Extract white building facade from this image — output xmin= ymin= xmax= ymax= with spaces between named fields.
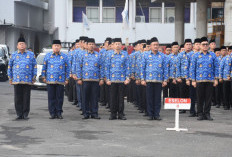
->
xmin=50 ymin=0 xmax=198 ymax=44
xmin=0 ymin=0 xmax=51 ymax=54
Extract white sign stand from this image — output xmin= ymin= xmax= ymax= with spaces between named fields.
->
xmin=164 ymin=98 xmax=191 ymax=132
xmin=166 ymin=109 xmax=188 ymax=132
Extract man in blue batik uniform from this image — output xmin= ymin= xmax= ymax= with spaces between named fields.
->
xmin=140 ymin=37 xmax=169 ymax=120
xmin=176 ymin=39 xmax=193 ymax=114
xmin=166 ymin=42 xmax=179 ymax=99
xmin=99 ymin=37 xmax=112 ymax=107
xmin=106 ymin=38 xmax=130 ymax=120
xmin=75 ymin=38 xmax=104 ymax=119
xmin=42 ymin=40 xmax=70 ymax=119
xmin=8 ymin=36 xmax=37 ymax=120
xmin=72 ymin=36 xmax=88 ymax=112
xmin=191 ymin=37 xmax=219 ymax=121
xmin=219 ymin=46 xmax=231 ymax=110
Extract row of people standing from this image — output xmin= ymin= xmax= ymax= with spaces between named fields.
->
xmin=9 ymin=35 xmax=232 ymax=121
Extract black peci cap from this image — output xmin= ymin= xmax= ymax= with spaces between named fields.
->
xmin=200 ymin=37 xmax=208 ymax=43
xmin=171 ymin=41 xmax=179 ymax=46
xmin=150 ymin=37 xmax=158 ymax=43
xmin=52 ymin=40 xmax=61 ymax=45
xmin=87 ymin=38 xmax=95 ymax=43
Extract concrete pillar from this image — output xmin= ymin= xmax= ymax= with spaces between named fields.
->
xmin=196 ymin=0 xmax=208 ymax=38
xmin=161 ymin=2 xmax=165 ymax=24
xmin=129 ymin=0 xmax=133 ymax=26
xmin=0 ymin=28 xmax=6 ymax=44
xmin=175 ymin=0 xmax=185 ymax=44
xmin=224 ymin=0 xmax=232 ymax=46
xmin=100 ymin=0 xmax=103 ymax=23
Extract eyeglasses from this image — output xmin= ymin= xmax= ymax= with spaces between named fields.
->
xmin=202 ymin=43 xmax=209 ymax=46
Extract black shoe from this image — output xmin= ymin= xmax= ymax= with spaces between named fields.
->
xmin=23 ymin=115 xmax=29 ymax=120
xmin=80 ymin=112 xmax=83 ymax=115
xmin=154 ymin=116 xmax=162 ymax=121
xmin=143 ymin=113 xmax=148 ymax=117
xmin=49 ymin=115 xmax=56 ymax=119
xmin=224 ymin=107 xmax=230 ymax=110
xmin=106 ymin=105 xmax=110 ymax=109
xmin=215 ymin=105 xmax=220 ymax=108
xmin=82 ymin=116 xmax=89 ymax=119
xmin=100 ymin=103 xmax=106 ymax=106
xmin=109 ymin=116 xmax=117 ymax=120
xmin=57 ymin=115 xmax=63 ymax=119
xmin=91 ymin=116 xmax=101 ymax=119
xmin=15 ymin=116 xmax=23 ymax=120
xmin=139 ymin=110 xmax=144 ymax=113
xmin=189 ymin=113 xmax=196 ymax=117
xmin=179 ymin=110 xmax=186 ymax=114
xmin=73 ymin=103 xmax=78 ymax=105
xmin=79 ymin=108 xmax=82 ymax=111
xmin=197 ymin=115 xmax=204 ymax=120
xmin=205 ymin=115 xmax=213 ymax=121
xmin=118 ymin=116 xmax=127 ymax=120
xmin=147 ymin=117 xmax=153 ymax=120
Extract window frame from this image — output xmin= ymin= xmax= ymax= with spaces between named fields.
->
xmin=86 ymin=6 xmax=100 ymax=23
xmin=164 ymin=7 xmax=175 ymax=23
xmin=149 ymin=7 xmax=162 ymax=23
xmin=102 ymin=7 xmax=116 ymax=23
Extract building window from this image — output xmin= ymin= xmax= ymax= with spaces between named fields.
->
xmin=212 ymin=8 xmax=224 ymax=19
xmin=149 ymin=7 xmax=162 ymax=23
xmin=165 ymin=7 xmax=175 ymax=23
xmin=103 ymin=7 xmax=116 ymax=23
xmin=86 ymin=7 xmax=99 ymax=23
xmin=184 ymin=7 xmax=190 ymax=23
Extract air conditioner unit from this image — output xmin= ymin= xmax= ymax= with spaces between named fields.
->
xmin=168 ymin=16 xmax=175 ymax=23
xmin=135 ymin=16 xmax=145 ymax=23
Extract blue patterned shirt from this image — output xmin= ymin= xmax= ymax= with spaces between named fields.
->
xmin=166 ymin=53 xmax=178 ymax=79
xmin=190 ymin=51 xmax=219 ymax=82
xmin=72 ymin=48 xmax=85 ymax=75
xmin=105 ymin=50 xmax=130 ymax=83
xmin=140 ymin=51 xmax=169 ymax=82
xmin=75 ymin=51 xmax=103 ymax=81
xmin=42 ymin=52 xmax=70 ymax=85
xmin=176 ymin=51 xmax=192 ymax=79
xmin=8 ymin=50 xmax=37 ymax=85
xmin=219 ymin=55 xmax=230 ymax=80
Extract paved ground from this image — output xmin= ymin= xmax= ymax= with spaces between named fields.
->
xmin=0 ymin=81 xmax=232 ymax=157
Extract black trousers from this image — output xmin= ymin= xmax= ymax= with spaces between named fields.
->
xmin=82 ymin=81 xmax=99 ymax=117
xmin=215 ymin=82 xmax=223 ymax=106
xmin=127 ymin=79 xmax=135 ymax=103
xmin=14 ymin=84 xmax=31 ymax=117
xmin=105 ymin=84 xmax=111 ymax=107
xmin=146 ymin=82 xmax=162 ymax=117
xmin=163 ymin=82 xmax=169 ymax=99
xmin=189 ymin=84 xmax=196 ymax=114
xmin=110 ymin=83 xmax=125 ymax=117
xmin=178 ymin=79 xmax=189 ymax=98
xmin=141 ymin=85 xmax=147 ymax=111
xmin=169 ymin=79 xmax=179 ymax=98
xmin=196 ymin=82 xmax=213 ymax=116
xmin=68 ymin=77 xmax=76 ymax=102
xmin=99 ymin=83 xmax=106 ymax=105
xmin=223 ymin=81 xmax=231 ymax=108
xmin=136 ymin=85 xmax=142 ymax=109
xmin=47 ymin=84 xmax=64 ymax=116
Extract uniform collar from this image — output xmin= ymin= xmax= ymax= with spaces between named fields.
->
xmin=52 ymin=51 xmax=61 ymax=55
xmin=149 ymin=50 xmax=159 ymax=55
xmin=88 ymin=51 xmax=95 ymax=54
xmin=114 ymin=50 xmax=122 ymax=55
xmin=17 ymin=50 xmax=27 ymax=54
xmin=200 ymin=51 xmax=210 ymax=54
